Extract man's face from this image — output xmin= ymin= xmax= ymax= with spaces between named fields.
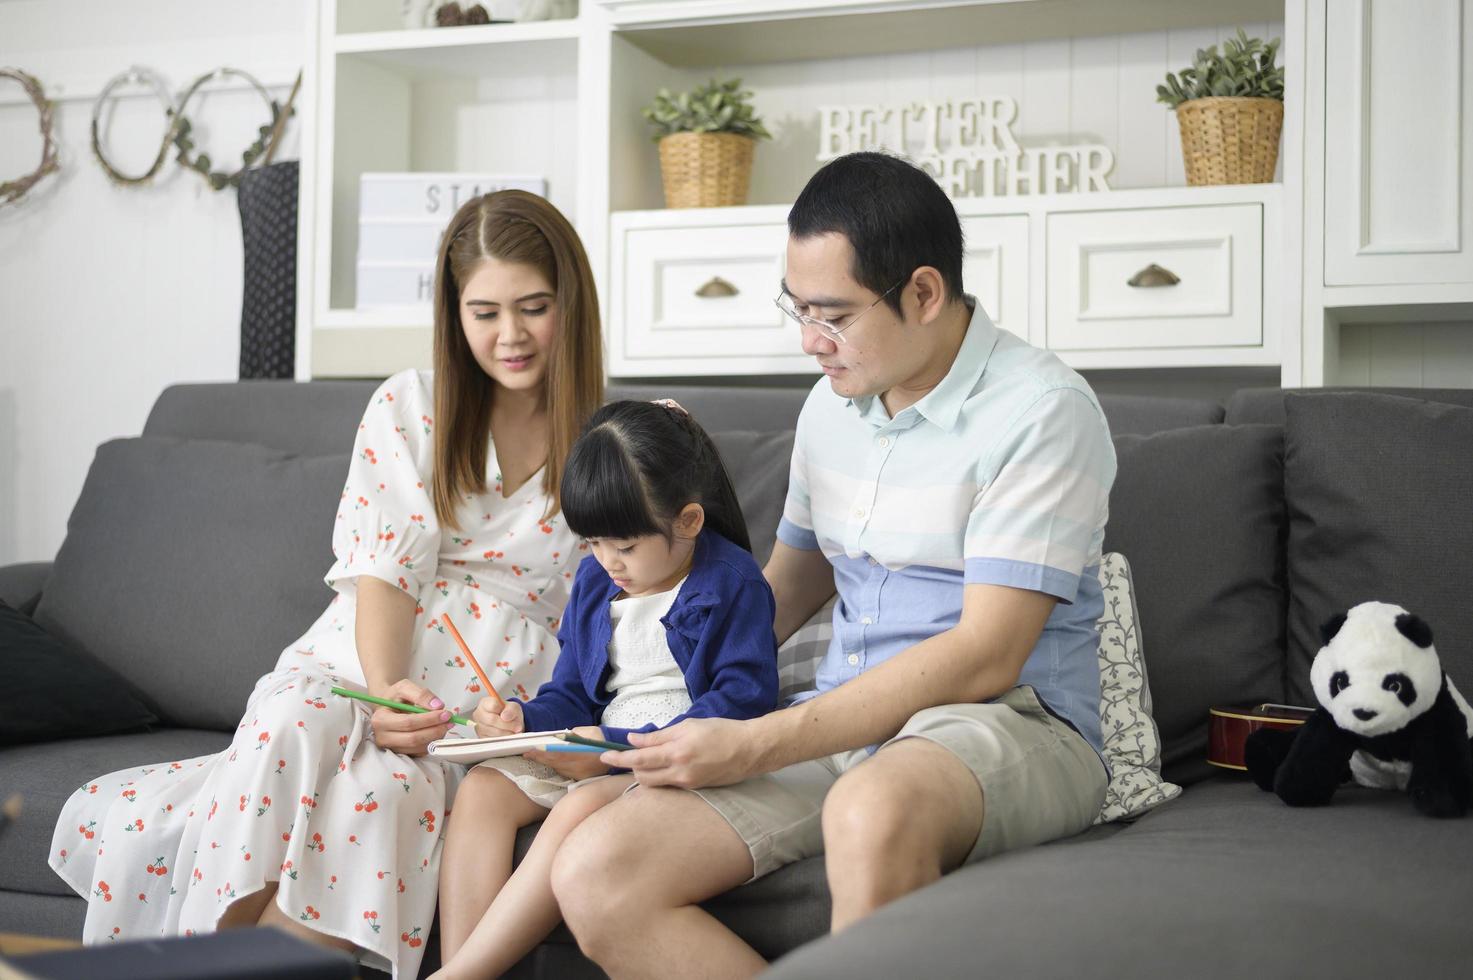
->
xmin=782 ymin=233 xmax=921 ymax=400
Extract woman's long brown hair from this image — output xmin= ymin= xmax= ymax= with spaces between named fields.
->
xmin=430 ymin=191 xmax=603 ymax=528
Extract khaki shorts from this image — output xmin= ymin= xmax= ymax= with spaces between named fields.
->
xmin=690 ymin=686 xmax=1108 ymax=881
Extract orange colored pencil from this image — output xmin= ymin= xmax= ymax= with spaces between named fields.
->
xmin=441 ymin=612 xmax=504 ymax=710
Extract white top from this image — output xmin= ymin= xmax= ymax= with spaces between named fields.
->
xmin=600 ymin=578 xmax=692 ymax=730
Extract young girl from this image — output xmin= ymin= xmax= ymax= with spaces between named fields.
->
xmin=434 ymin=399 xmax=780 ymax=980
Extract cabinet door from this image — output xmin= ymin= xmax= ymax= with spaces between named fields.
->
xmin=959 ymin=214 xmax=1029 ymax=338
xmin=1325 ymin=0 xmax=1473 ymax=286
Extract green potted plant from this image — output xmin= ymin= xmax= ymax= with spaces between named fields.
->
xmin=1156 ymin=29 xmax=1285 ymax=185
xmin=643 ymin=77 xmax=772 ymax=208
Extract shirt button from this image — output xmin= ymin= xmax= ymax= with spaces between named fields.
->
xmin=861 ymin=616 xmax=873 ymax=625
xmin=868 ymin=556 xmax=878 ymax=566
xmin=846 ymin=654 xmax=860 ymax=666
xmin=877 ymin=436 xmax=890 ymax=449
xmin=853 ymin=507 xmax=866 ymax=519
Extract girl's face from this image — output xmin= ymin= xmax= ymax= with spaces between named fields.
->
xmin=458 ymin=258 xmax=559 ymax=395
xmin=586 ymin=506 xmax=704 ymax=598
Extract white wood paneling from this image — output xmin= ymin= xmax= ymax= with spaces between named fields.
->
xmin=1324 ymin=0 xmax=1473 ymax=286
xmin=1333 ymin=322 xmax=1473 ymax=387
xmin=0 ymin=0 xmax=307 ymax=564
xmin=644 ymin=20 xmax=1287 ymax=211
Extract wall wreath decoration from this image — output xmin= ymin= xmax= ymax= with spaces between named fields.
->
xmin=171 ymin=66 xmax=288 ymax=191
xmin=0 ymin=68 xmax=61 ymax=206
xmin=90 ymin=66 xmax=179 ymax=187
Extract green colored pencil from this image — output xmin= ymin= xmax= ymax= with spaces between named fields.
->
xmin=330 ymin=686 xmax=473 ymax=726
xmin=560 ymin=731 xmax=634 ymax=752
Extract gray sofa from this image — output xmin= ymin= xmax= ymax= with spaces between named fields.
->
xmin=3 ymin=379 xmax=1472 ymax=978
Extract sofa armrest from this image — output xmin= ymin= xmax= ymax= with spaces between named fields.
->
xmin=0 ymin=561 xmax=52 ymax=615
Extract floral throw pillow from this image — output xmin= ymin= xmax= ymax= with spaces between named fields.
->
xmin=1094 ymin=551 xmax=1181 ymax=823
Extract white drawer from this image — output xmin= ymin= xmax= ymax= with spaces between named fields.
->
xmin=617 ymin=220 xmax=793 ymax=364
xmin=959 ymin=214 xmax=1028 ymax=338
xmin=1045 ymin=204 xmax=1262 ymax=351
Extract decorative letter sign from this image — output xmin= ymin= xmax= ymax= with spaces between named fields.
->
xmin=816 ymin=96 xmax=1113 ymax=197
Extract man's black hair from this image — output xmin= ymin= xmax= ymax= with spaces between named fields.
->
xmin=788 ymin=151 xmax=965 ymax=316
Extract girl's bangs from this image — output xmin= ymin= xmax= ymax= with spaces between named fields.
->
xmin=559 ymin=430 xmax=662 ymax=541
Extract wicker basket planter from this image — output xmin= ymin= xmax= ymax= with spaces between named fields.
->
xmin=1174 ymin=95 xmax=1283 ymax=186
xmin=657 ymin=132 xmax=755 ymax=209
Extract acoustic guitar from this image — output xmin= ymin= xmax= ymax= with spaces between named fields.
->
xmin=1207 ymin=703 xmax=1317 ymax=771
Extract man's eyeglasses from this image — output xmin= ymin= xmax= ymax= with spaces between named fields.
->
xmin=773 ymin=278 xmax=906 ymax=344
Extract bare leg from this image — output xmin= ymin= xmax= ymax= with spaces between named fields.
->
xmin=433 ymin=776 xmax=635 ymax=980
xmin=821 ymin=737 xmax=983 ymax=932
xmin=438 ymin=768 xmax=550 ymax=961
xmin=551 ymin=786 xmax=764 ymax=980
xmin=218 ymin=882 xmax=278 ymax=929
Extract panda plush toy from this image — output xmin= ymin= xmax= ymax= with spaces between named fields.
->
xmin=1245 ymin=601 xmax=1473 ymax=818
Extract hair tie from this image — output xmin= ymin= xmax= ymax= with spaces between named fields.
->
xmin=651 ymin=398 xmax=688 ymax=416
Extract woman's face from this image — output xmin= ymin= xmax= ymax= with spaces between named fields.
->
xmin=458 ymin=257 xmax=559 ymax=395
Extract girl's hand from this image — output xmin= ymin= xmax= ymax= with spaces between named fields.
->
xmin=473 ymin=698 xmax=524 ymax=737
xmin=368 ymin=679 xmax=452 ymax=757
xmin=524 ymin=726 xmax=613 ymax=780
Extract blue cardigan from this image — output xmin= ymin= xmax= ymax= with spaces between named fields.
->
xmin=515 ymin=531 xmax=780 ymax=744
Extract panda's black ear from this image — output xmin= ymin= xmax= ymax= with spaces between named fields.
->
xmin=1395 ymin=613 xmax=1434 ymax=649
xmin=1319 ymin=611 xmax=1348 ymax=646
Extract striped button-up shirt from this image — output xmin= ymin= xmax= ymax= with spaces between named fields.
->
xmin=777 ymin=299 xmax=1116 ymax=754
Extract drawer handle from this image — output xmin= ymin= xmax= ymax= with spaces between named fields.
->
xmin=695 ymin=276 xmax=739 ymax=298
xmin=1126 ymin=264 xmax=1180 ymax=288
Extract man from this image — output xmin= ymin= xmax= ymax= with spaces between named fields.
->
xmin=550 ymin=152 xmax=1115 ymax=976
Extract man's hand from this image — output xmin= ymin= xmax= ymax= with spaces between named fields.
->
xmin=473 ymin=697 xmax=524 ymax=737
xmin=524 ymin=725 xmax=612 ymax=780
xmin=600 ymin=717 xmax=757 ymax=789
xmin=368 ymin=679 xmax=452 ymax=757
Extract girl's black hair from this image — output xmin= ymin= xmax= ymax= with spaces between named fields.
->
xmin=560 ymin=400 xmax=752 ymax=553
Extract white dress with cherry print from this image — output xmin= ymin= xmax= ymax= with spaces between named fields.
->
xmin=49 ymin=369 xmax=581 ymax=979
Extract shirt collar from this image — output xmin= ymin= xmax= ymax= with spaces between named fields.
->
xmin=850 ymin=296 xmax=1000 ymax=434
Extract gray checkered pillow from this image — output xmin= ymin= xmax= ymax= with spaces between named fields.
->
xmin=776 ymin=596 xmax=837 ymax=703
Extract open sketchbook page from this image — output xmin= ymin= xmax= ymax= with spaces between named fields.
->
xmin=427 ymin=729 xmax=576 ymax=764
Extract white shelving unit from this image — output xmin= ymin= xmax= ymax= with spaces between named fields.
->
xmin=296 ymin=0 xmax=1310 ymax=382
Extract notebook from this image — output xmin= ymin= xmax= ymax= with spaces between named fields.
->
xmin=427 ymin=730 xmax=628 ymax=764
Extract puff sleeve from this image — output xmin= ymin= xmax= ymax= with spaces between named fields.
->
xmin=324 ymin=369 xmax=443 ymax=599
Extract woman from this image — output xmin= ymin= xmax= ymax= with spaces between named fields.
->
xmin=49 ymin=190 xmax=604 ymax=979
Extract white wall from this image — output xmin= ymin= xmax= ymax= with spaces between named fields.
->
xmin=0 ymin=0 xmax=306 ymax=563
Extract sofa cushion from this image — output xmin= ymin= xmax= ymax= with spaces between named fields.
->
xmin=1226 ymin=385 xmax=1473 ymax=426
xmin=0 ymin=728 xmax=233 ymax=897
xmin=1097 ymin=393 xmax=1224 ymax=436
xmin=144 ymin=381 xmax=375 ymax=456
xmin=1094 ymin=553 xmax=1180 ymax=822
xmin=0 ymin=600 xmax=157 ymax=747
xmin=1283 ymin=392 xmax=1473 ymax=704
xmin=764 ymin=778 xmax=1473 ymax=979
xmin=1104 ymin=424 xmax=1287 ymax=786
xmin=709 ymin=430 xmax=794 ymax=567
xmin=33 ymin=437 xmax=348 ymax=731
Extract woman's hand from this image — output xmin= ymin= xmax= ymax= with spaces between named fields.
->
xmin=368 ymin=679 xmax=452 ymax=757
xmin=473 ymin=698 xmax=524 ymax=737
xmin=524 ymin=725 xmax=613 ymax=780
